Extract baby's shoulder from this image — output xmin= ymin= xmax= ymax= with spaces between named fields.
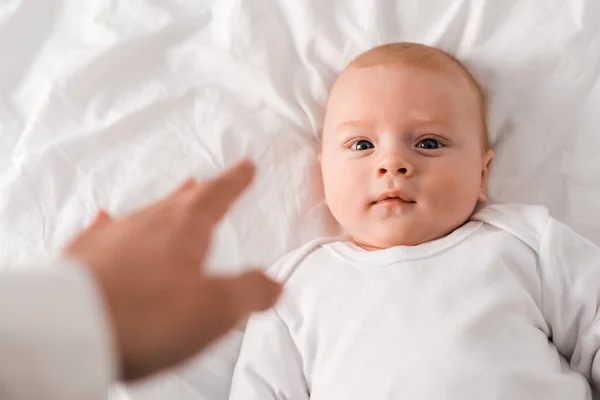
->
xmin=471 ymin=203 xmax=551 ymax=253
xmin=265 ymin=236 xmax=342 ymax=282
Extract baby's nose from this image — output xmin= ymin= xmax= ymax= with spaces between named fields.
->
xmin=377 ymin=152 xmax=414 ymax=177
xmin=378 ymin=166 xmax=408 ymax=176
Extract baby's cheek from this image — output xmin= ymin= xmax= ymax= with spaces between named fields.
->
xmin=425 ymin=172 xmax=475 ymax=209
xmin=323 ymin=165 xmax=353 ymax=200
xmin=324 ymin=184 xmax=361 ymax=230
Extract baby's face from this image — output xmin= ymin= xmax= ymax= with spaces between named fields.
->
xmin=320 ymin=64 xmax=493 ymax=249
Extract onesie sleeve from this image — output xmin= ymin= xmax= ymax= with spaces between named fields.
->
xmin=539 ymin=216 xmax=600 ymax=387
xmin=228 ymin=308 xmax=309 ymax=400
xmin=228 ymin=238 xmax=330 ymax=399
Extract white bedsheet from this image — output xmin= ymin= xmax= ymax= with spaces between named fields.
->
xmin=1 ymin=0 xmax=599 ymax=399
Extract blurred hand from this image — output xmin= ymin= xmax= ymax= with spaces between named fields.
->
xmin=64 ymin=160 xmax=281 ymax=381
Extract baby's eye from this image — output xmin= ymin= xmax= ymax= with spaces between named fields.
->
xmin=416 ymin=138 xmax=443 ymax=150
xmin=351 ymin=140 xmax=375 ymax=151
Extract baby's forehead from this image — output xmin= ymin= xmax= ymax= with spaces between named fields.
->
xmin=334 ymin=63 xmax=469 ymax=95
xmin=346 ymin=43 xmax=479 ymax=88
xmin=327 ymin=63 xmax=480 ymax=121
xmin=328 ymin=43 xmax=484 ymax=111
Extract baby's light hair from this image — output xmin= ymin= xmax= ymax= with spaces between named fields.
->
xmin=328 ymin=42 xmax=489 ymax=150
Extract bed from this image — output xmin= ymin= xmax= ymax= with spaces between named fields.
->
xmin=1 ymin=0 xmax=599 ymax=399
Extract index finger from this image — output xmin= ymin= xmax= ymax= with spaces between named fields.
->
xmin=193 ymin=159 xmax=256 ymax=225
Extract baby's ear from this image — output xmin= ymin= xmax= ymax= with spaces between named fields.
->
xmin=478 ymin=150 xmax=494 ymax=203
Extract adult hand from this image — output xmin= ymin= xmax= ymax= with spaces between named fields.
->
xmin=64 ymin=160 xmax=281 ymax=381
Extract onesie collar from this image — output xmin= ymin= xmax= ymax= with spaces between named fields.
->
xmin=324 ymin=220 xmax=483 ymax=267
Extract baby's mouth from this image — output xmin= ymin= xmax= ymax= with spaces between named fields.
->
xmin=371 ymin=191 xmax=416 ymax=205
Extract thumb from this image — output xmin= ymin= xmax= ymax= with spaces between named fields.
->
xmin=63 ymin=209 xmax=113 ymax=255
xmin=193 ymin=271 xmax=282 ymax=346
xmin=223 ymin=270 xmax=283 ymax=316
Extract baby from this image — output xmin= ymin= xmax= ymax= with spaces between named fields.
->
xmin=229 ymin=43 xmax=600 ymax=399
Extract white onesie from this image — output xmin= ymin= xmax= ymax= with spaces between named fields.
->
xmin=229 ymin=204 xmax=600 ymax=400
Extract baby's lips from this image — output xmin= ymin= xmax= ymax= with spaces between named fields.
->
xmin=372 ymin=190 xmax=415 ymax=204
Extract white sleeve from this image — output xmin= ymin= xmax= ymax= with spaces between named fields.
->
xmin=0 ymin=259 xmax=118 ymax=400
xmin=228 ymin=309 xmax=309 ymax=400
xmin=539 ymin=217 xmax=600 ymax=386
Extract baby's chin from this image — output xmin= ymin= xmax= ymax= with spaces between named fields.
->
xmin=349 ymin=224 xmax=455 ymax=250
xmin=351 ymin=235 xmax=432 ymax=250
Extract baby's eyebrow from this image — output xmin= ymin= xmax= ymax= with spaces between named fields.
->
xmin=410 ymin=112 xmax=441 ymax=125
xmin=409 ymin=113 xmax=454 ymax=131
xmin=337 ymin=120 xmax=372 ymax=130
xmin=337 ymin=118 xmax=449 ymax=132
